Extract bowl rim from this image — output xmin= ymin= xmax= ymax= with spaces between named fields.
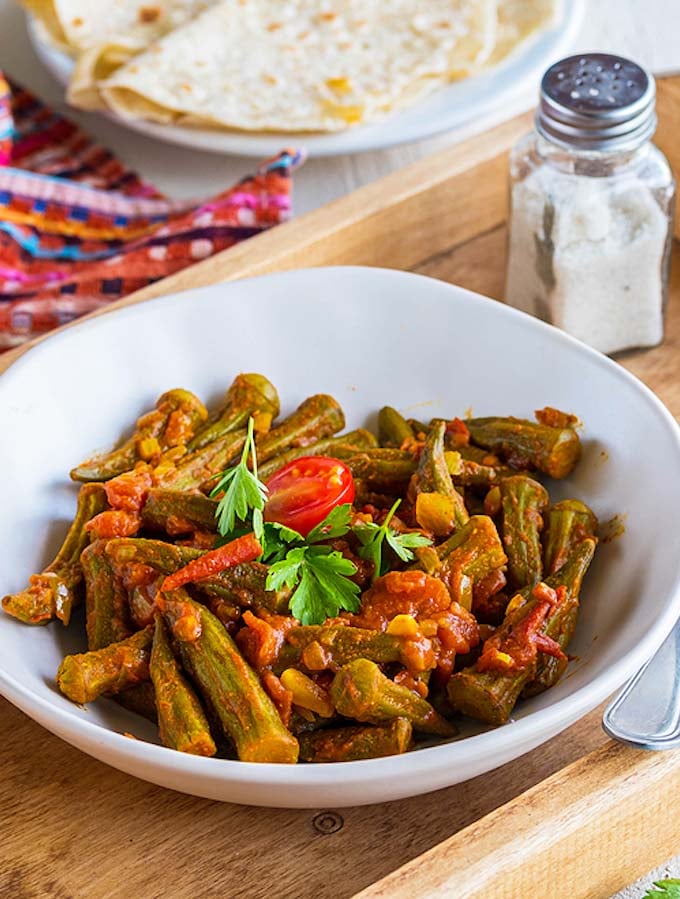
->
xmin=2 ymin=265 xmax=680 ymax=791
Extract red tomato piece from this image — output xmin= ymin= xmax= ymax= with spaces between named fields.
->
xmin=264 ymin=456 xmax=355 ymax=536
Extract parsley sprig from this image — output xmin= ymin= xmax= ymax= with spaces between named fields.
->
xmin=210 ymin=428 xmax=432 ymax=625
xmin=353 ymin=499 xmax=432 ymax=581
xmin=210 ymin=417 xmax=267 ymax=540
xmin=643 ymin=880 xmax=680 ymax=899
xmin=264 ymin=504 xmax=361 ymax=625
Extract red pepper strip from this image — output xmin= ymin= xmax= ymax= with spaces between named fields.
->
xmin=532 ymin=582 xmax=565 ymax=607
xmin=533 ymin=631 xmax=566 ymax=659
xmin=477 ymin=599 xmax=564 ymax=674
xmin=160 ymin=532 xmax=263 ymax=592
xmin=445 ymin=417 xmax=470 ymax=447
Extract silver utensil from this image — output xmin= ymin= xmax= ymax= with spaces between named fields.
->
xmin=603 ymin=620 xmax=680 ymax=749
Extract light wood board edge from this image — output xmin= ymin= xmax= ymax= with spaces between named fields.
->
xmin=0 ymin=112 xmax=529 ymax=375
xmin=655 ymin=74 xmax=680 ymax=236
xmin=2 ymin=74 xmax=679 ymax=378
xmin=356 ymin=739 xmax=680 ymax=899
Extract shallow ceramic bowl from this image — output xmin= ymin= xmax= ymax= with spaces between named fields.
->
xmin=2 ymin=266 xmax=680 ymax=808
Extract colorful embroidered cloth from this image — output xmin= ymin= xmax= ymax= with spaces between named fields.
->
xmin=0 ymin=72 xmax=303 ymax=350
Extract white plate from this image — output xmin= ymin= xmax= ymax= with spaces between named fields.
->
xmin=27 ymin=3 xmax=585 ymax=158
xmin=2 ymin=266 xmax=680 ymax=808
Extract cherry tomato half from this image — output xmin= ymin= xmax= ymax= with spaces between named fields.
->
xmin=264 ymin=456 xmax=355 ymax=536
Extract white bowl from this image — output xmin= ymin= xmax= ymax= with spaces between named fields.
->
xmin=2 ymin=266 xmax=680 ymax=808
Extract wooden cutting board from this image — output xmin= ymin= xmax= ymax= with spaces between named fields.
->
xmin=2 ymin=76 xmax=680 ymax=899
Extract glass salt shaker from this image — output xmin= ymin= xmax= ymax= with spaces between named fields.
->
xmin=506 ymin=54 xmax=676 ymax=355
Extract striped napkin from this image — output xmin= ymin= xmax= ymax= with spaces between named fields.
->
xmin=0 ymin=72 xmax=303 ymax=350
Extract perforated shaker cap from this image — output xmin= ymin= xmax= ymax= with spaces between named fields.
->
xmin=536 ymin=54 xmax=657 ymax=152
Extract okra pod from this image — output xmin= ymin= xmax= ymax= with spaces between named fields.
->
xmin=412 ymin=421 xmax=455 ymax=496
xmin=411 ymin=421 xmax=469 ymax=533
xmin=255 ymin=394 xmax=345 ymax=463
xmin=105 ymin=537 xmax=290 ymax=613
xmin=150 ymin=612 xmax=216 ymax=756
xmin=188 ymin=373 xmax=279 ymax=451
xmin=406 ymin=418 xmax=431 ymax=438
xmin=157 ymin=429 xmax=246 ymax=491
xmin=526 ymin=506 xmax=597 ymax=694
xmin=105 ymin=538 xmax=289 ymax=614
xmin=299 ymin=718 xmax=413 ymax=762
xmin=543 ymin=499 xmax=598 ymax=576
xmin=378 ymin=407 xmax=415 ymax=448
xmin=466 ymin=416 xmax=581 ymax=479
xmin=258 ymin=429 xmax=377 ymax=481
xmin=521 ymin=603 xmax=577 ymax=698
xmin=330 ymin=659 xmax=456 ymax=736
xmin=71 ymin=389 xmax=208 ymax=482
xmin=344 ymin=455 xmax=416 ymax=494
xmin=158 ymin=591 xmax=299 ymax=763
xmin=105 ymin=537 xmax=201 ymax=574
xmin=353 ymin=482 xmax=400 ymax=510
xmin=115 ymin=682 xmax=157 ymax=723
xmin=450 ymin=444 xmax=519 ymax=487
xmin=128 ymin=581 xmax=159 ymax=629
xmin=413 ymin=515 xmax=507 ymax=611
xmin=446 ymin=539 xmax=596 ymax=724
xmin=500 ymin=475 xmax=549 ymax=590
xmin=82 ymin=540 xmax=131 ymax=650
xmin=141 ymin=489 xmax=219 ymax=535
xmin=2 ymin=484 xmax=107 ymax=626
xmin=57 ymin=625 xmax=154 ymax=704
xmin=278 ymin=625 xmax=435 ymax=675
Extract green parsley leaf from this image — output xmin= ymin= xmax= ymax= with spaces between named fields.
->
xmin=643 ymin=880 xmax=680 ymax=899
xmin=260 ymin=521 xmax=304 ymax=563
xmin=385 ymin=528 xmax=432 ymax=562
xmin=353 ymin=499 xmax=432 ymax=579
xmin=266 ymin=544 xmax=360 ymax=625
xmin=210 ymin=417 xmax=268 ymax=540
xmin=266 ymin=546 xmax=309 ymax=592
xmin=306 ymin=503 xmax=352 ymax=543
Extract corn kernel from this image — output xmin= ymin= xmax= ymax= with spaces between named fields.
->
xmin=494 ymin=651 xmax=514 ymax=667
xmin=252 ymin=411 xmax=273 ymax=434
xmin=280 ymin=668 xmax=334 ymax=717
xmin=444 ymin=451 xmax=463 ymax=476
xmin=137 ymin=436 xmax=161 ymax=461
xmin=386 ymin=614 xmax=420 ymax=639
xmin=418 ymin=619 xmax=438 ymax=637
xmin=505 ymin=594 xmax=527 ymax=616
xmin=415 ymin=492 xmax=455 ymax=537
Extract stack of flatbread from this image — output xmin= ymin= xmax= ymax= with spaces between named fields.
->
xmin=22 ymin=0 xmax=558 ymax=133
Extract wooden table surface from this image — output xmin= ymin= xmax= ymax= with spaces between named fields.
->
xmin=2 ymin=208 xmax=680 ymax=899
xmin=2 ymin=21 xmax=680 ymax=896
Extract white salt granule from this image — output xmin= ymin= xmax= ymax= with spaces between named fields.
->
xmin=506 ymin=167 xmax=668 ymax=355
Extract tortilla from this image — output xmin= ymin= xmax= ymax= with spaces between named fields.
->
xmin=100 ymin=0 xmax=499 ymax=132
xmin=21 ymin=1 xmax=215 ymax=108
xmin=488 ymin=0 xmax=559 ymax=65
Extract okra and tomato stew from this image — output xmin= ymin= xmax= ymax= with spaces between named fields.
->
xmin=2 ymin=374 xmax=597 ymax=764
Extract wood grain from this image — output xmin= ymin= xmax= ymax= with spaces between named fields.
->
xmin=2 ymin=75 xmax=680 ymax=899
xmin=356 ymin=740 xmax=680 ymax=899
xmin=0 ymin=697 xmax=608 ymax=899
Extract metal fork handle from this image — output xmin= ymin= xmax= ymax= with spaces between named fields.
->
xmin=603 ymin=620 xmax=680 ymax=750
